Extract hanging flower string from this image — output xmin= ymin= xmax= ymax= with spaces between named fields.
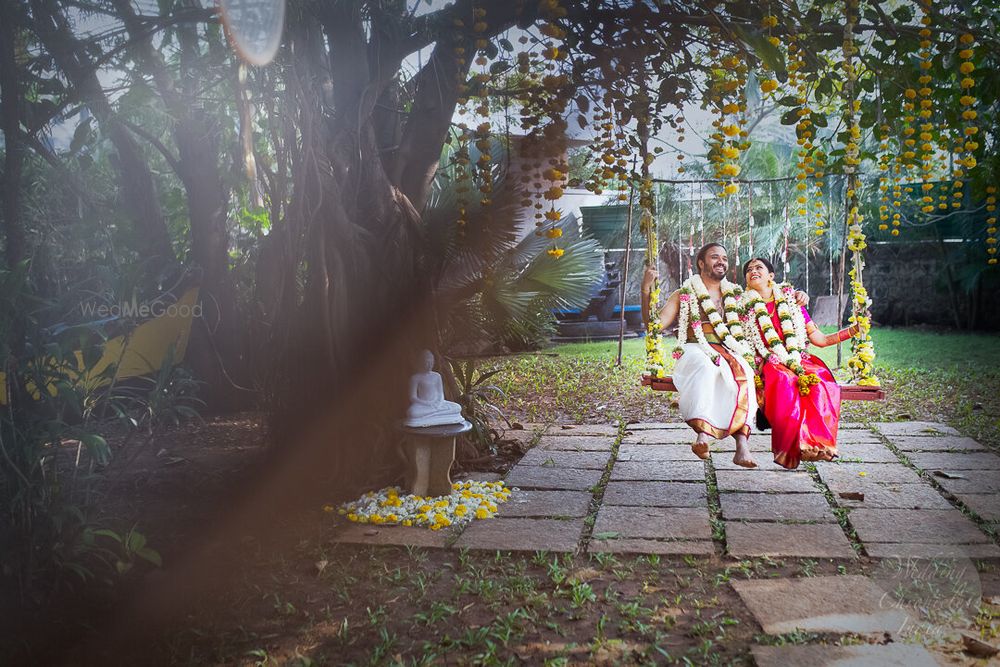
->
xmin=842 ymin=0 xmax=878 ymax=387
xmin=334 ymin=481 xmax=513 ymax=531
xmin=953 ymin=32 xmax=975 ymax=214
xmin=987 ymin=185 xmax=998 ymax=265
xmin=643 ymin=204 xmax=666 ymax=378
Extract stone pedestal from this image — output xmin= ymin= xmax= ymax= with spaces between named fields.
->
xmin=398 ymin=421 xmax=472 ymax=497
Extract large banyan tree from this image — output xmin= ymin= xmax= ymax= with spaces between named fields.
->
xmin=3 ymin=0 xmax=998 ymax=490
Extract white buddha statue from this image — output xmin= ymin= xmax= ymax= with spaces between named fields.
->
xmin=403 ymin=350 xmax=465 ymax=427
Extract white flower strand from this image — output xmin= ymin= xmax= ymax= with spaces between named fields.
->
xmin=742 ymin=282 xmax=821 ymax=395
xmin=685 ymin=275 xmax=754 ymax=365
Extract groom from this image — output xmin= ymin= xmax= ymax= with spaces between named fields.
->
xmin=641 ymin=243 xmax=808 ymax=468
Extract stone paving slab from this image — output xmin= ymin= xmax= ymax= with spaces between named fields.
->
xmin=504 ymin=465 xmax=603 ymax=491
xmin=834 ymin=429 xmax=883 ymax=444
xmin=731 ymin=575 xmax=909 ymax=634
xmin=549 ymin=424 xmax=619 ymax=436
xmin=715 ymin=470 xmax=818 ymax=493
xmin=711 ymin=453 xmax=784 ymax=470
xmin=891 ymin=435 xmax=985 ymax=452
xmin=830 ymin=483 xmax=955 ymax=510
xmin=517 ymin=449 xmax=611 ymax=469
xmin=624 ymin=422 xmax=690 ymax=431
xmin=602 ymin=481 xmax=708 ymax=508
xmin=875 ymin=421 xmax=960 ymax=437
xmin=932 ymin=470 xmax=1000 ymax=494
xmin=953 ymin=493 xmax=1000 ymax=522
xmin=865 ymin=542 xmax=1000 ymax=559
xmin=839 ymin=422 xmax=871 ymax=430
xmin=593 ymin=506 xmax=712 ymax=541
xmin=610 ymin=460 xmax=705 ymax=482
xmin=815 ymin=462 xmax=924 ymax=485
xmin=707 ymin=439 xmax=772 ymax=453
xmin=536 ymin=435 xmax=615 ymax=451
xmin=498 ymin=490 xmax=593 ymax=518
xmin=334 ymin=524 xmax=452 ymax=548
xmin=751 ymin=643 xmax=939 ymax=667
xmin=725 ymin=523 xmax=857 ymax=559
xmin=588 ymin=537 xmax=714 ymax=555
xmin=719 ymin=492 xmax=836 ymax=522
xmin=621 ymin=429 xmax=697 ymax=445
xmin=453 ymin=518 xmax=584 ymax=552
xmin=849 ymin=508 xmax=991 ymax=545
xmin=833 ymin=443 xmax=902 ymax=463
xmin=618 ymin=444 xmax=695 ymax=461
xmin=906 ymin=451 xmax=1000 ymax=470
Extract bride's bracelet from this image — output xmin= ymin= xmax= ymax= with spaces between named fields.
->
xmin=837 ymin=326 xmax=859 ymax=343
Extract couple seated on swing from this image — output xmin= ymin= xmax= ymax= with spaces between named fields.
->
xmin=641 ymin=242 xmax=860 ymax=470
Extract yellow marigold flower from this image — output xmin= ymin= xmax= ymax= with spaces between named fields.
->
xmin=722 ymin=124 xmax=740 ymax=137
xmin=322 ymin=504 xmax=335 ymax=513
xmin=962 ymin=110 xmax=977 ymax=120
xmin=722 ymin=182 xmax=739 ymax=196
xmin=545 ymin=227 xmax=563 ymax=239
xmin=547 ymin=247 xmax=565 ymax=258
xmin=760 ymin=79 xmax=779 ymax=93
xmin=961 ymin=77 xmax=975 ymax=88
xmin=761 ymin=15 xmax=778 ymax=27
xmin=475 ymin=508 xmax=490 ymax=519
xmin=960 ymin=61 xmax=975 ymax=74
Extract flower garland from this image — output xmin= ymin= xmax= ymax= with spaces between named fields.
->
xmin=335 ymin=481 xmax=512 ymax=531
xmin=841 ymin=0 xmax=878 ymax=387
xmin=742 ymin=283 xmax=820 ymax=395
xmin=677 ymin=275 xmax=754 ymax=367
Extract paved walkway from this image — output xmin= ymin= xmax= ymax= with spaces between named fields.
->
xmin=334 ymin=421 xmax=1000 ymax=560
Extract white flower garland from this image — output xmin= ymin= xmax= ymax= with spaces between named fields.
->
xmin=742 ymin=282 xmax=820 ymax=395
xmin=678 ymin=275 xmax=755 ymax=366
xmin=334 ymin=481 xmax=513 ymax=530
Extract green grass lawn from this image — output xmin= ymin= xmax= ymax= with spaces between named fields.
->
xmin=493 ymin=327 xmax=1000 ymax=449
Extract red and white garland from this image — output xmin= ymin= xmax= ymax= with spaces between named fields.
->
xmin=673 ymin=275 xmax=754 ymax=367
xmin=742 ymin=282 xmax=820 ymax=395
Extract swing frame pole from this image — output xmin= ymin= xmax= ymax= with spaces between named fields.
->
xmin=616 ymin=169 xmax=638 ymax=367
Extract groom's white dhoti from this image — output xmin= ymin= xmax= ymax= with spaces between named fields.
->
xmin=673 ymin=342 xmax=757 ymax=439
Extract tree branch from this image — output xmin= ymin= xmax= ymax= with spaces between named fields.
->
xmin=121 ymin=119 xmax=182 ymax=174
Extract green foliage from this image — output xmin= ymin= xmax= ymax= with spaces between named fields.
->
xmin=448 ymin=359 xmax=507 ymax=455
xmin=427 ymin=139 xmax=605 ymax=354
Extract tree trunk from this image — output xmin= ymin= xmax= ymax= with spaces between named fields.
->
xmin=1 ymin=1 xmax=26 ymax=361
xmin=30 ymin=0 xmax=176 ymax=275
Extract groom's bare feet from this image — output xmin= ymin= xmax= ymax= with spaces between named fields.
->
xmin=691 ymin=434 xmax=710 ymax=460
xmin=732 ymin=434 xmax=758 ymax=468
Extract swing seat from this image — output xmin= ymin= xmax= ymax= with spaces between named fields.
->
xmin=641 ymin=374 xmax=885 ymax=401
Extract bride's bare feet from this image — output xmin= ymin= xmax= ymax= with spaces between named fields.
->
xmin=691 ymin=436 xmax=710 ymax=460
xmin=732 ymin=435 xmax=758 ymax=469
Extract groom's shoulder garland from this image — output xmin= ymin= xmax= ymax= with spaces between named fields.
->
xmin=741 ymin=282 xmax=820 ymax=395
xmin=673 ymin=275 xmax=755 ymax=367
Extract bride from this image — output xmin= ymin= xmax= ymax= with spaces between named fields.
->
xmin=742 ymin=258 xmax=859 ymax=469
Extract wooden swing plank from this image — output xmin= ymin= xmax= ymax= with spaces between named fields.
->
xmin=641 ymin=375 xmax=885 ymax=401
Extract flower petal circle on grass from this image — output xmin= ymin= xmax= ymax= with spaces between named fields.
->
xmin=336 ymin=481 xmax=514 ymax=530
